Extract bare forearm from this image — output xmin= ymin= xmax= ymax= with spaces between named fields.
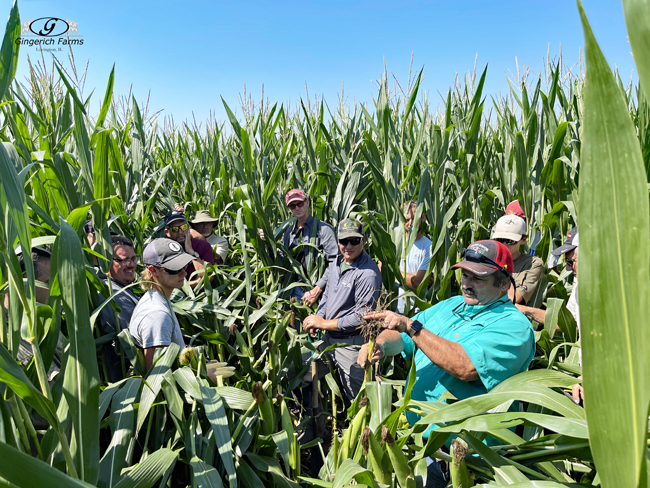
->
xmin=376 ymin=329 xmax=404 ymax=357
xmin=316 ymin=319 xmax=339 ymax=331
xmin=516 ymin=304 xmax=546 ymax=323
xmin=404 ymin=270 xmax=425 ymax=290
xmin=411 ymin=330 xmax=478 ymax=382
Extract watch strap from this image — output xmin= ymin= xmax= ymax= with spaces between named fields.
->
xmin=407 ymin=320 xmax=423 ymax=338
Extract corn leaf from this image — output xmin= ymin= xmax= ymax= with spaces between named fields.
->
xmin=190 ymin=456 xmax=225 ymax=488
xmin=112 ymin=448 xmax=178 ymax=488
xmin=57 ymin=218 xmax=100 ymax=484
xmin=0 ymin=0 xmax=19 ymax=100
xmin=578 ymin=2 xmax=650 ymax=487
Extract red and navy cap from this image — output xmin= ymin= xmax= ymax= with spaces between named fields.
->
xmin=451 ymin=240 xmax=514 ymax=276
xmin=285 ymin=189 xmax=306 ymax=205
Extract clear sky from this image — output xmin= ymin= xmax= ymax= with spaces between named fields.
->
xmin=7 ymin=0 xmax=636 ymax=125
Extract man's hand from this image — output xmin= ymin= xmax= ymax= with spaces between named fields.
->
xmin=363 ymin=310 xmax=411 ymax=334
xmin=303 ymin=315 xmax=324 ymax=334
xmin=302 ymin=286 xmax=322 ymax=306
xmin=572 ymin=376 xmax=584 ymax=405
xmin=190 ymin=229 xmax=206 ymax=241
xmin=174 ymin=202 xmax=185 ymax=213
xmin=185 ymin=231 xmax=195 ymax=255
xmin=356 ymin=342 xmax=384 ymax=368
xmin=376 ymin=260 xmax=382 ymax=272
xmin=258 ymin=228 xmax=266 ymax=240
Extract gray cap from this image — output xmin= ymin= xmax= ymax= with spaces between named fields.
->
xmin=143 ymin=238 xmax=194 ymax=271
xmin=337 ymin=218 xmax=364 ymax=239
xmin=551 ymin=227 xmax=578 ymax=256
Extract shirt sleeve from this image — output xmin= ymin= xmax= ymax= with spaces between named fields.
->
xmin=137 ymin=309 xmax=176 ymax=348
xmin=193 ymin=238 xmax=215 ymax=265
xmin=517 ymin=257 xmax=545 ymax=304
xmin=461 ymin=318 xmax=535 ymax=391
xmin=337 ymin=268 xmax=382 ymax=333
xmin=316 ymin=223 xmax=340 ymax=290
xmin=213 ymin=236 xmax=229 ymax=262
xmin=419 ymin=244 xmax=432 ymax=271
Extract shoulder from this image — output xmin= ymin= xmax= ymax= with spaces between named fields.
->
xmin=416 ymin=236 xmax=432 ymax=248
xmin=485 ymin=301 xmax=533 ymax=332
xmin=192 ymin=237 xmax=211 ymax=250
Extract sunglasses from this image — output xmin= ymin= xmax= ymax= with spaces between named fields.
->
xmin=339 ymin=237 xmax=362 ymax=246
xmin=288 ymin=201 xmax=305 ymax=210
xmin=494 ymin=238 xmax=519 ymax=246
xmin=156 ymin=266 xmax=183 ymax=275
xmin=461 ymin=248 xmax=507 ymax=274
xmin=113 ymin=255 xmax=140 ymax=265
xmin=167 ymin=223 xmax=188 ymax=233
xmin=565 ymin=257 xmax=577 ymax=266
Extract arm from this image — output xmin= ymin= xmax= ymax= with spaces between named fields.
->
xmin=144 ymin=347 xmax=163 ymax=370
xmin=356 ymin=329 xmax=404 ymax=367
xmin=361 ymin=310 xmax=478 ymax=382
xmin=516 ymin=304 xmax=546 ymax=323
xmin=404 ymin=269 xmax=427 ymax=290
xmin=214 ymin=236 xmax=229 ymax=264
xmin=508 ymin=284 xmax=526 ymax=304
xmin=315 ymin=223 xmax=339 ymax=290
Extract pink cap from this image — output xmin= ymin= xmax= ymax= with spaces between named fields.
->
xmin=505 ymin=200 xmax=525 ymax=221
xmin=285 ymin=189 xmax=306 ymax=205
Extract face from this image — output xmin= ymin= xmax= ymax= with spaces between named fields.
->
xmin=87 ymin=232 xmax=96 ymax=247
xmin=565 ymin=248 xmax=578 ymax=278
xmin=404 ymin=206 xmax=425 ymax=234
xmin=338 ymin=236 xmax=365 ymax=263
xmin=165 ymin=219 xmax=188 ymax=244
xmin=288 ymin=199 xmax=309 ymax=220
xmin=149 ymin=265 xmax=187 ymax=292
xmin=193 ymin=221 xmax=214 ymax=237
xmin=495 ymin=236 xmax=526 ymax=256
xmin=460 ymin=270 xmax=508 ymax=306
xmin=110 ymin=244 xmax=137 ymax=284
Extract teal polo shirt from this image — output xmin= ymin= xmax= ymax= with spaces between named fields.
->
xmin=401 ymin=295 xmax=535 ymax=436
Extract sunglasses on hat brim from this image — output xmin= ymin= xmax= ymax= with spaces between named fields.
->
xmin=459 ymin=248 xmax=517 ymax=304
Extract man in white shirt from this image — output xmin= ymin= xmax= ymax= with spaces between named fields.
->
xmin=397 ymin=201 xmax=432 ymax=315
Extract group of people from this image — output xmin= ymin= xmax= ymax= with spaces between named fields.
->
xmin=12 ymin=189 xmax=582 ymax=487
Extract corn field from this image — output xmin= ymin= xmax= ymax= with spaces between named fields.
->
xmin=0 ymin=0 xmax=649 ymax=487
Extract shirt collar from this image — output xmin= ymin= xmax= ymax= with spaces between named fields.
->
xmin=457 ymin=294 xmax=509 ymax=315
xmin=337 ymin=250 xmax=368 ymax=271
xmin=291 ymin=215 xmax=314 ymax=234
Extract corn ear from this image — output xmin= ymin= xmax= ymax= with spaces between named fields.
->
xmin=382 ymin=425 xmax=415 ymax=488
xmin=450 ymin=438 xmax=470 ymax=488
xmin=252 ymin=381 xmax=275 ymax=436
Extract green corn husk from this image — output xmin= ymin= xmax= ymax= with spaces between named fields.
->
xmin=450 ymin=438 xmax=470 ymax=488
xmin=361 ymin=427 xmax=391 ymax=485
xmin=252 ymin=381 xmax=275 ymax=436
xmin=382 ymin=425 xmax=416 ymax=488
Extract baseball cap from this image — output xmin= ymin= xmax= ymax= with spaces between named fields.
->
xmin=452 ymin=240 xmax=514 ymax=276
xmin=285 ymin=189 xmax=306 ymax=205
xmin=551 ymin=227 xmax=578 ymax=256
xmin=337 ymin=218 xmax=364 ymax=239
xmin=164 ymin=210 xmax=187 ymax=227
xmin=505 ymin=200 xmax=526 ymax=221
xmin=143 ymin=238 xmax=194 ymax=271
xmin=190 ymin=210 xmax=218 ymax=224
xmin=492 ymin=215 xmax=527 ymax=241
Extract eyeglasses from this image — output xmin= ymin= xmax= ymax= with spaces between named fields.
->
xmin=167 ymin=224 xmax=188 ymax=233
xmin=565 ymin=257 xmax=577 ymax=266
xmin=156 ymin=266 xmax=183 ymax=275
xmin=113 ymin=255 xmax=140 ymax=265
xmin=339 ymin=237 xmax=362 ymax=246
xmin=494 ymin=238 xmax=519 ymax=246
xmin=288 ymin=201 xmax=305 ymax=210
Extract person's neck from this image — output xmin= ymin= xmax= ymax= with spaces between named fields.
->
xmin=510 ymin=248 xmax=521 ymax=260
xmin=297 ymin=214 xmax=310 ymax=228
xmin=343 ymin=252 xmax=362 ymax=266
xmin=155 ymin=285 xmax=174 ymax=299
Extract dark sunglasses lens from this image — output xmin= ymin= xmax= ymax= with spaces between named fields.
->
xmin=164 ymin=268 xmax=182 ymax=275
xmin=339 ymin=238 xmax=361 ymax=246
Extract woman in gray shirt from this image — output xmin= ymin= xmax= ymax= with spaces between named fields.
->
xmin=129 ymin=238 xmax=195 ymax=370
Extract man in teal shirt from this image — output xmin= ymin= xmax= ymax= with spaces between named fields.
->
xmin=357 ymin=240 xmax=535 ymax=485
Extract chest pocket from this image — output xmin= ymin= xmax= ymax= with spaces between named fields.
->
xmin=450 ymin=322 xmax=485 ymax=342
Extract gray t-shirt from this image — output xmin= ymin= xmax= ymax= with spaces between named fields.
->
xmin=397 ymin=235 xmax=432 ymax=314
xmin=129 ymin=291 xmax=185 ymax=349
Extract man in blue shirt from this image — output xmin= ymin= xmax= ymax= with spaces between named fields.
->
xmin=357 ymin=240 xmax=535 ymax=486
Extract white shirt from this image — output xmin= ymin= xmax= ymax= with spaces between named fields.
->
xmin=397 ymin=235 xmax=432 ymax=314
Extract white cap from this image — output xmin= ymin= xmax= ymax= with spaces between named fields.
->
xmin=492 ymin=215 xmax=526 ymax=241
xmin=573 ymin=233 xmax=579 ymax=247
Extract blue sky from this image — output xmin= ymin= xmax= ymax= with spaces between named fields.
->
xmin=8 ymin=0 xmax=636 ymax=125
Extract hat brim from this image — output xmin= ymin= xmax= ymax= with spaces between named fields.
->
xmin=190 ymin=217 xmax=218 ymax=224
xmin=551 ymin=244 xmax=577 ymax=257
xmin=451 ymin=261 xmax=499 ymax=276
xmin=338 ymin=230 xmax=364 ymax=240
xmin=492 ymin=230 xmax=523 ymax=241
xmin=287 ymin=196 xmax=306 ymax=205
xmin=160 ymin=253 xmax=195 ymax=271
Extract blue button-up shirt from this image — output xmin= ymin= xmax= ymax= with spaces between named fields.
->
xmin=401 ymin=294 xmax=535 ymax=435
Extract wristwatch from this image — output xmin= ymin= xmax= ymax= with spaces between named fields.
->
xmin=406 ymin=320 xmax=423 ymax=338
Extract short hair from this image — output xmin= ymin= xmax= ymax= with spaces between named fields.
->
xmin=139 ymin=267 xmax=161 ymax=292
xmin=492 ymin=271 xmax=511 ymax=289
xmin=18 ymin=248 xmax=51 ymax=280
xmin=111 ymin=235 xmax=134 ymax=250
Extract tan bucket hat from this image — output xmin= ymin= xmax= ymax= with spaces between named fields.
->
xmin=190 ymin=210 xmax=218 ymax=224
